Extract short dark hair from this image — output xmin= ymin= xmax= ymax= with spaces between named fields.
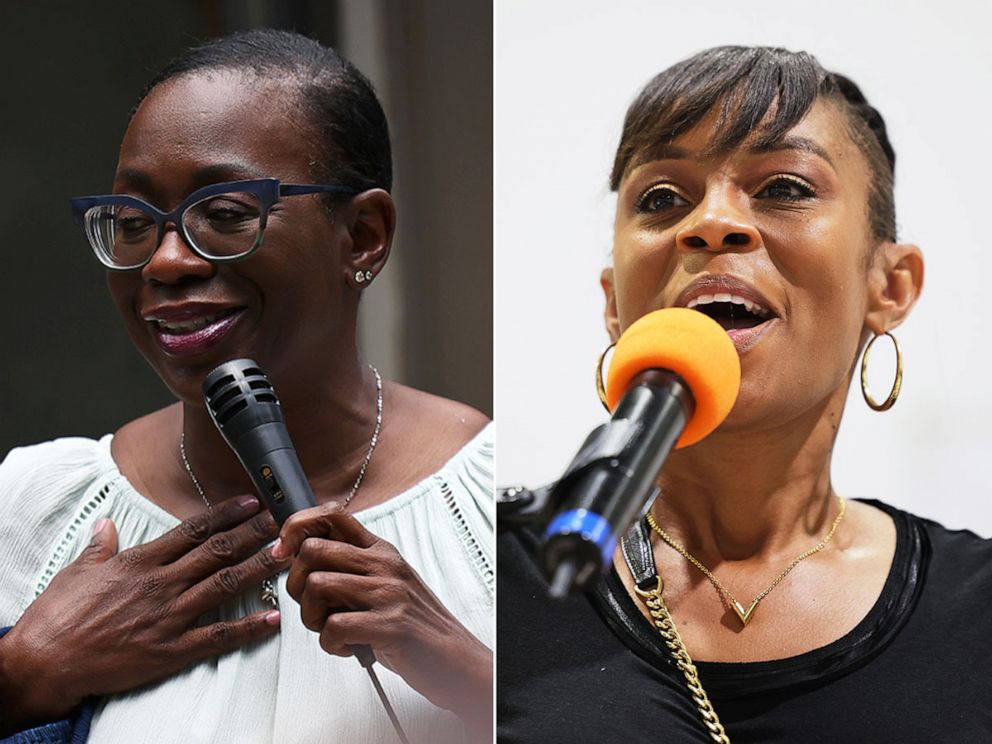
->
xmin=610 ymin=46 xmax=896 ymax=243
xmin=135 ymin=28 xmax=392 ymax=193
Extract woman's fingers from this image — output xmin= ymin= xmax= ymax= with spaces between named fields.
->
xmin=5 ymin=501 xmax=289 ymax=716
xmin=273 ymin=502 xmax=378 ymax=559
xmin=178 ymin=545 xmax=291 ymax=617
xmin=140 ymin=494 xmax=262 ymax=564
xmin=320 ymin=507 xmax=378 ymax=548
xmin=180 ymin=609 xmax=282 ymax=663
xmin=73 ymin=518 xmax=118 ymax=566
xmin=284 ymin=539 xmax=372 ymax=600
xmin=317 ymin=610 xmax=382 ymax=657
xmin=167 ymin=510 xmax=279 ymax=585
xmin=296 ymin=572 xmax=382 ymax=631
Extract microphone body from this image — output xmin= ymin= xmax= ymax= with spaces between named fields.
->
xmin=542 ymin=371 xmax=693 ymax=594
xmin=540 ymin=309 xmax=741 ymax=595
xmin=202 ymin=359 xmax=317 ymax=526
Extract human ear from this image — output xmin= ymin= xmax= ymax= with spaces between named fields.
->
xmin=864 ymin=242 xmax=925 ymax=335
xmin=340 ymin=189 xmax=395 ymax=287
xmin=601 ymin=267 xmax=621 ymax=343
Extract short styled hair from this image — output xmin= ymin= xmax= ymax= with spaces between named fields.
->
xmin=135 ymin=28 xmax=392 ymax=194
xmin=610 ymin=46 xmax=896 ymax=242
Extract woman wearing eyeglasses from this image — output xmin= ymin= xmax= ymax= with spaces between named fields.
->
xmin=498 ymin=46 xmax=992 ymax=742
xmin=0 ymin=30 xmax=492 ymax=744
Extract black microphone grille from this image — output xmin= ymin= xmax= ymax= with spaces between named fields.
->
xmin=202 ymin=359 xmax=280 ymax=427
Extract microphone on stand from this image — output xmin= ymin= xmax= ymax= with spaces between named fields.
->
xmin=541 ymin=309 xmax=741 ymax=596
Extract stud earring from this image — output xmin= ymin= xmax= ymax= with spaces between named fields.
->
xmin=356 ymin=270 xmax=373 ymax=284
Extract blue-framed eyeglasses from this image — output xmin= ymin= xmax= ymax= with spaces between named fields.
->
xmin=69 ymin=178 xmax=356 ymax=271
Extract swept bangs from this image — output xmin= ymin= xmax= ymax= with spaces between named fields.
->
xmin=611 ymin=47 xmax=827 ymax=188
xmin=609 ymin=46 xmax=896 ymax=242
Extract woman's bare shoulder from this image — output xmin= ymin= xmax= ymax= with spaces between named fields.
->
xmin=112 ymin=405 xmax=179 ymax=451
xmin=375 ymin=382 xmax=490 ymax=488
xmin=110 ymin=404 xmax=181 ymax=495
xmin=387 ymin=382 xmax=489 ymax=439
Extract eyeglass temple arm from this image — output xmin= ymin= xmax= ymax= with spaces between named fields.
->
xmin=279 ymin=184 xmax=359 ymax=197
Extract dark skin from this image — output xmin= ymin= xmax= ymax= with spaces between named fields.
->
xmin=0 ymin=70 xmax=491 ymax=738
xmin=0 ymin=495 xmax=285 ymax=733
xmin=603 ymin=99 xmax=924 ymax=661
xmin=275 ymin=504 xmax=493 ymax=736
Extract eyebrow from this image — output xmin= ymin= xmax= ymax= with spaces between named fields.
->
xmin=114 ymin=168 xmax=154 ymax=192
xmin=633 ymin=135 xmax=835 ymax=170
xmin=114 ymin=162 xmax=270 ymax=193
xmin=193 ymin=162 xmax=270 ymax=185
xmin=750 ymin=136 xmax=835 ymax=167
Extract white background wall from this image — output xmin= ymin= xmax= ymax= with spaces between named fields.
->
xmin=494 ymin=0 xmax=992 ymax=534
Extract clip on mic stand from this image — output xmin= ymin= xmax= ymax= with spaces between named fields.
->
xmin=496 ymin=412 xmax=660 ymax=597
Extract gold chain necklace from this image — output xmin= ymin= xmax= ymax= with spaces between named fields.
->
xmin=646 ymin=497 xmax=846 ymax=626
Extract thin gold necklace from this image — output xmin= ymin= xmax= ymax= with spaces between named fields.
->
xmin=646 ymin=496 xmax=846 ymax=626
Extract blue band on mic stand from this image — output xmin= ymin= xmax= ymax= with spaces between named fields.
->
xmin=544 ymin=509 xmax=617 ymax=566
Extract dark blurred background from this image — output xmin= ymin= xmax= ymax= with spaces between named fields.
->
xmin=0 ymin=0 xmax=492 ymax=453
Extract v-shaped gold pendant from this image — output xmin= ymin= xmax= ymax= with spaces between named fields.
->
xmin=647 ymin=497 xmax=848 ymax=633
xmin=731 ymin=599 xmax=760 ymax=626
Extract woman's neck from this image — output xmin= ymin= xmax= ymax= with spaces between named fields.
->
xmin=653 ymin=389 xmax=846 ymax=562
xmin=177 ymin=356 xmax=379 ymax=503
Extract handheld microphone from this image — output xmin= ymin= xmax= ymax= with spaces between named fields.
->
xmin=202 ymin=359 xmax=317 ymax=526
xmin=541 ymin=308 xmax=741 ymax=596
xmin=201 ymin=359 xmax=410 ymax=741
xmin=201 ymin=361 xmax=370 ymax=657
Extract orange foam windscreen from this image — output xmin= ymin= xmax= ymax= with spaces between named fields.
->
xmin=605 ymin=308 xmax=741 ymax=448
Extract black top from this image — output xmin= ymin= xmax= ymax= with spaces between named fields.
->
xmin=497 ymin=500 xmax=992 ymax=742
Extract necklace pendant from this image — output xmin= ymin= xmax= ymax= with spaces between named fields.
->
xmin=261 ymin=578 xmax=278 ymax=609
xmin=731 ymin=599 xmax=759 ymax=626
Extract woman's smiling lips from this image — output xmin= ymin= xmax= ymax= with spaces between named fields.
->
xmin=142 ymin=303 xmax=246 ymax=357
xmin=674 ymin=275 xmax=780 ymax=354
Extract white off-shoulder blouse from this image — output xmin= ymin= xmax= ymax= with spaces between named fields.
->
xmin=0 ymin=424 xmax=493 ymax=744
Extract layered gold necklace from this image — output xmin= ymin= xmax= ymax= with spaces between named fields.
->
xmin=646 ymin=497 xmax=846 ymax=626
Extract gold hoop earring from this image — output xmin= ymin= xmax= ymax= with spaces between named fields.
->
xmin=861 ymin=331 xmax=903 ymax=411
xmin=595 ymin=342 xmax=616 ymax=412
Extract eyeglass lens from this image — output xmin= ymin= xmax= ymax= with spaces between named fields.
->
xmin=84 ymin=190 xmax=264 ymax=267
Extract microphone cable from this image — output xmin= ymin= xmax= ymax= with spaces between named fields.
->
xmin=355 ymin=647 xmax=411 ymax=744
